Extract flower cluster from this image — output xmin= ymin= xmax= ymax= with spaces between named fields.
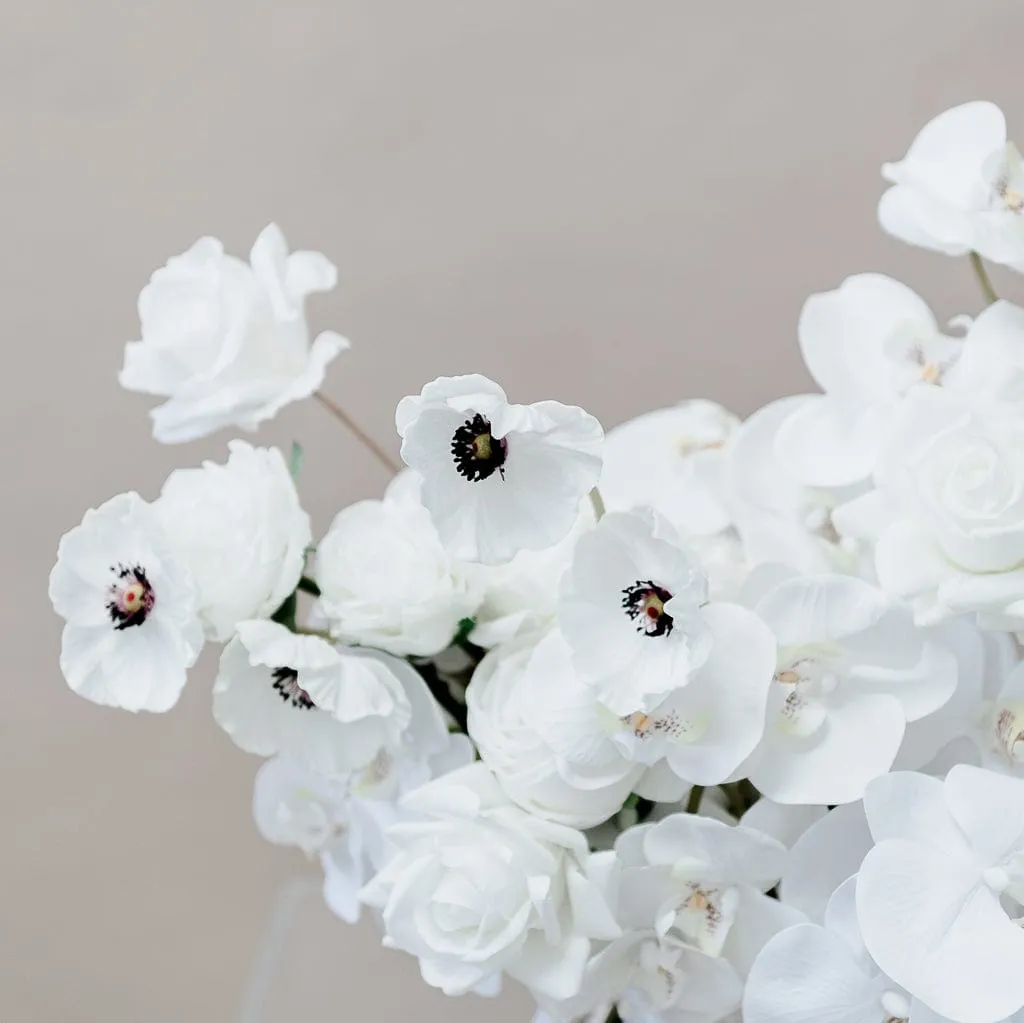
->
xmin=50 ymin=104 xmax=1024 ymax=1023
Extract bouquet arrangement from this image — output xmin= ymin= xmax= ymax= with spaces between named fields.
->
xmin=50 ymin=100 xmax=1024 ymax=1023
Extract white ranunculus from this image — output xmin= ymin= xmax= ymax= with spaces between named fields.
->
xmin=314 ymin=486 xmax=479 ymax=657
xmin=466 ymin=632 xmax=645 ymax=828
xmin=212 ymin=621 xmax=418 ymax=776
xmin=740 ymin=567 xmax=955 ymax=805
xmin=154 ymin=441 xmax=311 ymax=641
xmin=120 ymin=223 xmax=348 ymax=443
xmin=396 ymin=374 xmax=603 ymax=565
xmin=48 ymin=492 xmax=205 ymax=712
xmin=359 ymin=762 xmax=621 ymax=1000
xmin=878 ymin=101 xmax=1024 ymax=270
xmin=857 ymin=767 xmax=1024 ymax=1023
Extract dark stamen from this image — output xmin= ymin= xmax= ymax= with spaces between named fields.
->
xmin=271 ymin=667 xmax=316 ymax=710
xmin=451 ymin=413 xmax=508 ymax=482
xmin=621 ymin=579 xmax=674 ymax=637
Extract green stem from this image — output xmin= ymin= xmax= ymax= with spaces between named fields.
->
xmin=294 ymin=627 xmax=332 ymax=640
xmin=970 ymin=251 xmax=999 ymax=306
xmin=314 ymin=390 xmax=401 ymax=475
xmin=685 ymin=784 xmax=705 ymax=814
xmin=589 ymin=487 xmax=606 ymax=520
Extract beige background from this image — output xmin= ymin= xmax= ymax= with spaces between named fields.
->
xmin=3 ymin=1 xmax=1022 ymax=1019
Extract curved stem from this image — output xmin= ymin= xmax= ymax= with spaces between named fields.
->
xmin=589 ymin=486 xmax=606 ymax=521
xmin=970 ymin=251 xmax=999 ymax=306
xmin=294 ymin=627 xmax=332 ymax=640
xmin=313 ymin=391 xmax=401 ymax=475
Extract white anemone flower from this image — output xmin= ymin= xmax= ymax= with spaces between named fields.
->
xmin=879 ymin=101 xmax=1024 ymax=271
xmin=559 ymin=509 xmax=775 ymax=719
xmin=49 ymin=492 xmax=204 ymax=712
xmin=212 ymin=621 xmax=421 ymax=776
xmin=120 ymin=223 xmax=348 ymax=443
xmin=154 ymin=441 xmax=311 ymax=641
xmin=740 ymin=567 xmax=955 ymax=805
xmin=395 ymin=374 xmax=603 ymax=566
xmin=857 ymin=768 xmax=1024 ymax=1023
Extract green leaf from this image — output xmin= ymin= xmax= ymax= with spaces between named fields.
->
xmin=271 ymin=591 xmax=298 ymax=632
xmin=288 ymin=441 xmax=304 ymax=481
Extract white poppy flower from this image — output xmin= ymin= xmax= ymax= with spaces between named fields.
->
xmin=120 ymin=223 xmax=348 ymax=443
xmin=879 ymin=101 xmax=1024 ymax=270
xmin=154 ymin=441 xmax=311 ymax=641
xmin=740 ymin=568 xmax=955 ymax=805
xmin=775 ymin=274 xmax=962 ymax=490
xmin=726 ymin=397 xmax=866 ymax=576
xmin=212 ymin=621 xmax=420 ymax=776
xmin=857 ymin=767 xmax=1024 ymax=1023
xmin=359 ymin=762 xmax=621 ymax=1000
xmin=395 ymin=374 xmax=603 ymax=566
xmin=746 ymin=876 xmax=932 ymax=1023
xmin=48 ymin=492 xmax=204 ymax=712
xmin=600 ymin=400 xmax=739 ymax=537
xmin=314 ymin=487 xmax=479 ymax=657
xmin=466 ymin=632 xmax=645 ymax=828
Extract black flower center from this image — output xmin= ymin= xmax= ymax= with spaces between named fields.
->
xmin=451 ymin=413 xmax=507 ymax=482
xmin=107 ymin=564 xmax=156 ymax=630
xmin=622 ymin=580 xmax=674 ymax=637
xmin=271 ymin=667 xmax=316 ymax=710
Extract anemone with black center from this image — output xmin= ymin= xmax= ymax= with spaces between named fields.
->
xmin=622 ymin=579 xmax=675 ymax=637
xmin=450 ymin=412 xmax=508 ymax=482
xmin=106 ymin=563 xmax=156 ymax=630
xmin=271 ymin=666 xmax=316 ymax=710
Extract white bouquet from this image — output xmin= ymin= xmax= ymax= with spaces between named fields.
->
xmin=50 ymin=101 xmax=1024 ymax=1023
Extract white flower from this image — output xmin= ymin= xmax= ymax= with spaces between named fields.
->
xmin=846 ymin=376 xmax=1024 ymax=629
xmin=726 ymin=397 xmax=865 ymax=576
xmin=466 ymin=632 xmax=645 ymax=828
xmin=120 ymin=223 xmax=348 ymax=443
xmin=154 ymin=441 xmax=311 ymax=641
xmin=559 ymin=509 xmax=774 ymax=718
xmin=545 ymin=814 xmax=800 ymax=1023
xmin=857 ymin=767 xmax=1024 ymax=1023
xmin=740 ymin=567 xmax=955 ymax=804
xmin=212 ymin=621 xmax=421 ymax=776
xmin=745 ymin=876 xmax=928 ymax=1023
xmin=314 ymin=483 xmax=479 ymax=657
xmin=49 ymin=492 xmax=204 ymax=712
xmin=879 ymin=101 xmax=1024 ymax=270
xmin=395 ymin=374 xmax=603 ymax=565
xmin=599 ymin=400 xmax=738 ymax=537
xmin=360 ymin=762 xmax=621 ymax=1000
xmin=775 ymin=274 xmax=962 ymax=490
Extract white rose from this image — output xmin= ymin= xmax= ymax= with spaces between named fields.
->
xmin=360 ymin=762 xmax=620 ymax=1000
xmin=467 ymin=633 xmax=644 ymax=828
xmin=848 ymin=384 xmax=1024 ymax=627
xmin=120 ymin=223 xmax=348 ymax=443
xmin=315 ymin=486 xmax=479 ymax=657
xmin=155 ymin=441 xmax=311 ymax=640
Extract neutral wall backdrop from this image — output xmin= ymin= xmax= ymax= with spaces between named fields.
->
xmin=3 ymin=1 xmax=1022 ymax=1019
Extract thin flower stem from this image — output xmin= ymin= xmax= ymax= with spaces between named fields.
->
xmin=294 ymin=627 xmax=332 ymax=640
xmin=313 ymin=390 xmax=401 ymax=475
xmin=970 ymin=251 xmax=999 ymax=306
xmin=589 ymin=486 xmax=606 ymax=520
xmin=685 ymin=784 xmax=705 ymax=814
